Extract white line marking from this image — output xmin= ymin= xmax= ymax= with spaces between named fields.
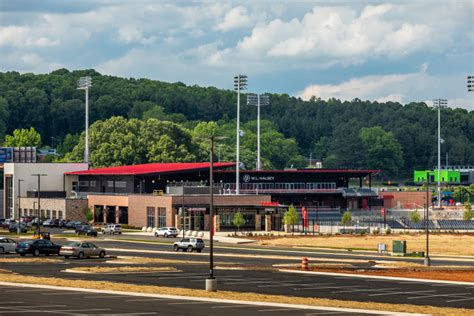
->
xmin=0 ymin=302 xmax=24 ymax=304
xmin=0 ymin=305 xmax=67 ymax=309
xmin=258 ymin=283 xmax=331 ymax=288
xmin=167 ymin=302 xmax=212 ymax=305
xmin=211 ymin=305 xmax=254 ymax=308
xmin=294 ymin=285 xmax=366 ymax=291
xmin=407 ymin=293 xmax=472 ymax=300
xmin=335 ymin=287 xmax=401 ymax=294
xmin=370 ymin=290 xmax=437 ymax=297
xmin=41 ymin=292 xmax=86 ymax=296
xmin=0 ymin=308 xmax=111 ymax=314
xmin=446 ymin=297 xmax=474 ymax=303
xmin=257 ymin=308 xmax=303 ymax=312
xmin=125 ymin=298 xmax=170 ymax=302
xmin=83 ymin=295 xmax=134 ymax=299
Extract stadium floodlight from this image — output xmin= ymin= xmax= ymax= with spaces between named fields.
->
xmin=468 ymin=76 xmax=474 ymax=92
xmin=77 ymin=76 xmax=92 ymax=164
xmin=233 ymin=75 xmax=247 ymax=194
xmin=433 ymin=99 xmax=447 ymax=209
xmin=247 ymin=93 xmax=270 ymax=170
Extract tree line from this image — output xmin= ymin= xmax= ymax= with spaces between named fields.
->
xmin=0 ymin=69 xmax=472 ymax=178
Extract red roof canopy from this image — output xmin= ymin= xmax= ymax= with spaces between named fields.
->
xmin=66 ymin=162 xmax=235 ymax=176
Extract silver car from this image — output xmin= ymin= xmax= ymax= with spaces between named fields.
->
xmin=0 ymin=237 xmax=17 ymax=254
xmin=60 ymin=241 xmax=106 ymax=259
xmin=173 ymin=238 xmax=205 ymax=253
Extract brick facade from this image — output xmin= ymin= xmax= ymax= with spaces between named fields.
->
xmin=19 ymin=197 xmax=87 ymax=221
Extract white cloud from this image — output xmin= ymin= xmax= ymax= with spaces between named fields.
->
xmin=216 ymin=6 xmax=251 ymax=31
xmin=0 ymin=25 xmax=59 ymax=47
xmin=297 ymin=68 xmax=474 ymax=111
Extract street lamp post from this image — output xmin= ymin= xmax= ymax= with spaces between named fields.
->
xmin=78 ymin=76 xmax=92 ymax=164
xmin=433 ymin=99 xmax=447 ymax=209
xmin=247 ymin=94 xmax=270 ymax=170
xmin=205 ymin=136 xmax=226 ymax=292
xmin=32 ymin=174 xmax=47 ymax=235
xmin=425 ymin=172 xmax=431 ymax=266
xmin=233 ymin=75 xmax=247 ymax=194
xmin=17 ymin=179 xmax=24 ymax=235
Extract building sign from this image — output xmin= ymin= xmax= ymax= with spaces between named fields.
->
xmin=243 ymin=174 xmax=275 ymax=182
xmin=187 ymin=207 xmax=206 ymax=212
xmin=260 ymin=201 xmax=280 ymax=207
xmin=0 ymin=147 xmax=13 ymax=163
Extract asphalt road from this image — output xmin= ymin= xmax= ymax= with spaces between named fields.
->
xmin=0 ymin=284 xmax=376 ymax=316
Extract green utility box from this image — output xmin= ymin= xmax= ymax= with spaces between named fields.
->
xmin=392 ymin=240 xmax=407 ymax=255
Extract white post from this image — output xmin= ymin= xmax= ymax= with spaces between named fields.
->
xmin=437 ymin=105 xmax=441 ymax=208
xmin=85 ymin=86 xmax=89 ymax=164
xmin=236 ymin=77 xmax=240 ymax=195
xmin=257 ymin=94 xmax=261 ymax=171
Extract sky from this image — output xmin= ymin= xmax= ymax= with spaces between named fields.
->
xmin=0 ymin=0 xmax=473 ymax=110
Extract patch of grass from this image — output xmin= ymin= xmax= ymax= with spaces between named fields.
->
xmin=0 ymin=273 xmax=471 ymax=315
xmin=0 ymin=257 xmax=62 ymax=263
xmin=67 ymin=266 xmax=179 ymax=273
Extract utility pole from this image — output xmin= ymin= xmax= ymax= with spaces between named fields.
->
xmin=32 ymin=174 xmax=47 ymax=235
xmin=17 ymin=179 xmax=24 ymax=235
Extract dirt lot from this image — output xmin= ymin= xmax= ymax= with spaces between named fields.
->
xmin=256 ymin=233 xmax=474 ymax=256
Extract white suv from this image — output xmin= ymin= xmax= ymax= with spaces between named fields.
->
xmin=155 ymin=227 xmax=178 ymax=238
xmin=102 ymin=224 xmax=122 ymax=235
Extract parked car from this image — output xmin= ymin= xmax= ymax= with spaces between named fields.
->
xmin=2 ymin=219 xmax=16 ymax=229
xmin=102 ymin=224 xmax=122 ymax=235
xmin=155 ymin=227 xmax=178 ymax=238
xmin=75 ymin=225 xmax=98 ymax=237
xmin=173 ymin=238 xmax=205 ymax=253
xmin=8 ymin=223 xmax=28 ymax=233
xmin=0 ymin=237 xmax=17 ymax=254
xmin=42 ymin=219 xmax=52 ymax=227
xmin=60 ymin=241 xmax=106 ymax=259
xmin=16 ymin=239 xmax=62 ymax=256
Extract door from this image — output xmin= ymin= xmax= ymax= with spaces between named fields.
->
xmin=82 ymin=243 xmax=93 ymax=256
xmin=184 ymin=216 xmax=191 ymax=230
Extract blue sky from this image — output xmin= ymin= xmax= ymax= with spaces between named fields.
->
xmin=0 ymin=0 xmax=473 ymax=110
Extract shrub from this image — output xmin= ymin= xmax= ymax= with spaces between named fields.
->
xmin=385 ymin=227 xmax=392 ymax=235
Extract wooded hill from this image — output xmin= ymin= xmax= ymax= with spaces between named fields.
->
xmin=0 ymin=69 xmax=472 ymax=179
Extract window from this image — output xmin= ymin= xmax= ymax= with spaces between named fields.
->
xmin=52 ymin=210 xmax=57 ymax=219
xmin=46 ymin=210 xmax=51 ymax=218
xmin=79 ymin=181 xmax=89 ymax=187
xmin=107 ymin=181 xmax=114 ymax=187
xmin=157 ymin=207 xmax=166 ymax=227
xmin=146 ymin=207 xmax=155 ymax=227
xmin=58 ymin=210 xmax=63 ymax=219
xmin=115 ymin=181 xmax=127 ymax=188
xmin=90 ymin=181 xmax=96 ymax=187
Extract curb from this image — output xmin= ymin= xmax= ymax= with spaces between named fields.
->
xmin=279 ymin=269 xmax=474 ymax=286
xmin=0 ymin=281 xmax=427 ymax=316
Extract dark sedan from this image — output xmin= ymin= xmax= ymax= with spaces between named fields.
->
xmin=75 ymin=225 xmax=98 ymax=237
xmin=16 ymin=239 xmax=62 ymax=256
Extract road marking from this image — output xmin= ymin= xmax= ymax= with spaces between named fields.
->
xmin=125 ymin=298 xmax=170 ymax=302
xmin=305 ymin=312 xmax=345 ymax=315
xmin=0 ymin=302 xmax=24 ymax=304
xmin=258 ymin=283 xmax=331 ymax=288
xmin=167 ymin=302 xmax=212 ymax=305
xmin=0 ymin=308 xmax=111 ymax=314
xmin=446 ymin=297 xmax=474 ymax=303
xmin=41 ymin=292 xmax=86 ymax=295
xmin=335 ymin=287 xmax=401 ymax=294
xmin=407 ymin=293 xmax=472 ymax=300
xmin=258 ymin=308 xmax=303 ymax=312
xmin=211 ymin=305 xmax=254 ymax=308
xmin=370 ymin=290 xmax=437 ymax=297
xmin=294 ymin=285 xmax=365 ymax=291
xmin=0 ymin=305 xmax=67 ymax=309
xmin=83 ymin=295 xmax=135 ymax=299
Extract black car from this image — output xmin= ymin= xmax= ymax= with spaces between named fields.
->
xmin=75 ymin=225 xmax=98 ymax=237
xmin=16 ymin=239 xmax=62 ymax=256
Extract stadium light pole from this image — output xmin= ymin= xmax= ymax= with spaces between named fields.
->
xmin=17 ymin=179 xmax=24 ymax=235
xmin=78 ymin=76 xmax=92 ymax=164
xmin=433 ymin=99 xmax=447 ymax=209
xmin=247 ymin=94 xmax=270 ymax=170
xmin=233 ymin=75 xmax=247 ymax=194
xmin=206 ymin=135 xmax=227 ymax=292
xmin=425 ymin=172 xmax=430 ymax=266
xmin=32 ymin=174 xmax=47 ymax=235
xmin=468 ymin=76 xmax=474 ymax=92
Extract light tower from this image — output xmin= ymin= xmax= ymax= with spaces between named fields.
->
xmin=433 ymin=98 xmax=447 ymax=209
xmin=78 ymin=76 xmax=92 ymax=164
xmin=247 ymin=93 xmax=270 ymax=170
xmin=233 ymin=75 xmax=247 ymax=194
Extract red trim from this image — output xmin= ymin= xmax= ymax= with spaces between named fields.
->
xmin=65 ymin=162 xmax=235 ymax=176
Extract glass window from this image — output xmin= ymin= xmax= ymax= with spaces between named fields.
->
xmin=115 ymin=181 xmax=127 ymax=188
xmin=146 ymin=207 xmax=155 ymax=227
xmin=107 ymin=181 xmax=114 ymax=187
xmin=90 ymin=181 xmax=96 ymax=187
xmin=157 ymin=208 xmax=166 ymax=227
xmin=79 ymin=181 xmax=89 ymax=186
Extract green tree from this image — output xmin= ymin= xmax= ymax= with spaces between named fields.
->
xmin=0 ymin=97 xmax=9 ymax=140
xmin=57 ymin=134 xmax=80 ymax=156
xmin=410 ymin=210 xmax=421 ymax=224
xmin=341 ymin=210 xmax=352 ymax=230
xmin=283 ymin=205 xmax=299 ymax=234
xmin=85 ymin=208 xmax=93 ymax=222
xmin=359 ymin=126 xmax=404 ymax=176
xmin=464 ymin=202 xmax=474 ymax=221
xmin=233 ymin=210 xmax=245 ymax=232
xmin=4 ymin=127 xmax=42 ymax=147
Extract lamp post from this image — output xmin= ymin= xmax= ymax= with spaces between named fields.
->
xmin=78 ymin=76 xmax=92 ymax=164
xmin=433 ymin=99 xmax=447 ymax=209
xmin=425 ymin=172 xmax=431 ymax=266
xmin=233 ymin=75 xmax=247 ymax=194
xmin=17 ymin=179 xmax=24 ymax=235
xmin=32 ymin=174 xmax=47 ymax=235
xmin=247 ymin=93 xmax=270 ymax=170
xmin=205 ymin=136 xmax=226 ymax=292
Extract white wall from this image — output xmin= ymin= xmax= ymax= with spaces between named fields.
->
xmin=3 ymin=163 xmax=88 ymax=218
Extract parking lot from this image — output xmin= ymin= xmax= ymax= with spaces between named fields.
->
xmin=0 ymin=284 xmax=374 ymax=316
